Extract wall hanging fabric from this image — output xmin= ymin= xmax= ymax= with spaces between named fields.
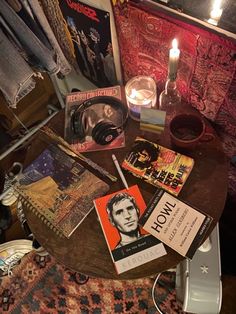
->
xmin=113 ymin=1 xmax=236 ymax=137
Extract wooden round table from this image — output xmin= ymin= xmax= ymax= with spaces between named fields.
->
xmin=25 ymin=106 xmax=228 ymax=280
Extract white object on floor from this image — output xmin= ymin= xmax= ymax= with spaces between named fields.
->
xmin=175 ymin=224 xmax=222 ymax=314
xmin=0 ymin=239 xmax=33 ymax=277
xmin=198 ymin=236 xmax=212 ymax=252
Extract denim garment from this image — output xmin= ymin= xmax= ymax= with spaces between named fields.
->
xmin=28 ymin=0 xmax=71 ymax=76
xmin=0 ymin=0 xmax=59 ymax=74
xmin=18 ymin=4 xmax=52 ymax=50
xmin=0 ymin=28 xmax=36 ymax=107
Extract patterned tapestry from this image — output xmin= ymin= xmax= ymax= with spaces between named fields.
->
xmin=113 ymin=1 xmax=236 ymax=137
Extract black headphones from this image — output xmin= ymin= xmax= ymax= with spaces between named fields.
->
xmin=71 ymin=96 xmax=128 ymax=145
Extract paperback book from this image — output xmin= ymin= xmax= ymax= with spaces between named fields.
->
xmin=139 ymin=188 xmax=213 ymax=259
xmin=93 ymin=185 xmax=167 ymax=274
xmin=16 ymin=144 xmax=109 ymax=238
xmin=122 ymin=137 xmax=194 ymax=196
xmin=64 ymin=85 xmax=125 ymax=153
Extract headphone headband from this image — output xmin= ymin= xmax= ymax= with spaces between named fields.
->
xmin=76 ymin=96 xmax=128 ymax=130
xmin=71 ymin=95 xmax=128 ymax=145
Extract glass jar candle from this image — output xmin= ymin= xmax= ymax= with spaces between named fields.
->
xmin=125 ymin=76 xmax=157 ymax=121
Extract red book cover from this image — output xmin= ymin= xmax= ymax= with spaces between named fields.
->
xmin=94 ymin=185 xmax=166 ymax=274
xmin=64 ymin=85 xmax=126 ymax=153
xmin=122 ymin=137 xmax=194 ymax=196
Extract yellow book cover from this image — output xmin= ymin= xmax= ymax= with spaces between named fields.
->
xmin=122 ymin=137 xmax=194 ymax=196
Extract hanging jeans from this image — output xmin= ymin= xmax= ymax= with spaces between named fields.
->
xmin=0 ymin=28 xmax=36 ymax=107
xmin=27 ymin=0 xmax=71 ymax=76
xmin=0 ymin=0 xmax=59 ymax=74
xmin=0 ymin=0 xmax=72 ymax=106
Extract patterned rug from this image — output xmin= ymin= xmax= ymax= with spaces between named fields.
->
xmin=0 ymin=251 xmax=183 ymax=313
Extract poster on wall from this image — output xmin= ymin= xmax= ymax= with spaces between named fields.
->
xmin=59 ymin=0 xmax=118 ymax=88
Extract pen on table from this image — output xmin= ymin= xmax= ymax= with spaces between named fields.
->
xmin=112 ymin=154 xmax=129 ymax=189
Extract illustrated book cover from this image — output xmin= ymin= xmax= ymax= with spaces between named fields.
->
xmin=121 ymin=137 xmax=194 ymax=196
xmin=16 ymin=144 xmax=109 ymax=238
xmin=64 ymin=85 xmax=126 ymax=153
xmin=93 ymin=185 xmax=167 ymax=274
xmin=139 ymin=188 xmax=213 ymax=259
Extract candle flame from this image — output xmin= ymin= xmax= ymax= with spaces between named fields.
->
xmin=209 ymin=0 xmax=223 ymax=22
xmin=213 ymin=0 xmax=221 ymax=10
xmin=130 ymin=88 xmax=137 ymax=99
xmin=172 ymin=38 xmax=178 ymax=50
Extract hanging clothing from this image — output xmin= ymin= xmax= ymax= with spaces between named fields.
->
xmin=0 ymin=0 xmax=71 ymax=107
xmin=1 ymin=0 xmax=59 ymax=73
xmin=39 ymin=0 xmax=79 ymax=73
xmin=0 ymin=28 xmax=37 ymax=107
xmin=27 ymin=0 xmax=71 ymax=76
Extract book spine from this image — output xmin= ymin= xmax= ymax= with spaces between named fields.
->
xmin=185 ymin=215 xmax=213 ymax=259
xmin=16 ymin=190 xmax=64 ymax=238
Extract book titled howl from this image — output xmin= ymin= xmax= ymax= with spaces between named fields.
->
xmin=139 ymin=189 xmax=213 ymax=259
xmin=94 ymin=185 xmax=167 ymax=274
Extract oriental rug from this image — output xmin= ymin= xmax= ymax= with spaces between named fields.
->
xmin=0 ymin=251 xmax=183 ymax=313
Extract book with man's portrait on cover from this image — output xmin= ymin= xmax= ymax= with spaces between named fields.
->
xmin=15 ymin=144 xmax=109 ymax=238
xmin=93 ymin=185 xmax=167 ymax=274
xmin=121 ymin=137 xmax=194 ymax=196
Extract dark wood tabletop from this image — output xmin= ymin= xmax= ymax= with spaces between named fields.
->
xmin=24 ymin=104 xmax=228 ymax=280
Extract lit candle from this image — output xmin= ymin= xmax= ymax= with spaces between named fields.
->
xmin=129 ymin=88 xmax=153 ymax=106
xmin=209 ymin=0 xmax=223 ymax=25
xmin=125 ymin=76 xmax=157 ymax=121
xmin=168 ymin=38 xmax=180 ymax=80
xmin=210 ymin=0 xmax=222 ymax=20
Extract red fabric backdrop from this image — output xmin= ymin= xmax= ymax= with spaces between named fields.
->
xmin=113 ymin=1 xmax=236 ymax=137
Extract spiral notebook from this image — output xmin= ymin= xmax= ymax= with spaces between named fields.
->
xmin=15 ymin=144 xmax=109 ymax=238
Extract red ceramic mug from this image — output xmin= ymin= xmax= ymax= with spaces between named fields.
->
xmin=169 ymin=113 xmax=215 ymax=150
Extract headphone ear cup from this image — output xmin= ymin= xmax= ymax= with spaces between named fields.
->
xmin=92 ymin=121 xmax=119 ymax=145
xmin=72 ymin=111 xmax=86 ymax=140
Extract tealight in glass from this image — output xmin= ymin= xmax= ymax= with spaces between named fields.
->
xmin=125 ymin=76 xmax=157 ymax=121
